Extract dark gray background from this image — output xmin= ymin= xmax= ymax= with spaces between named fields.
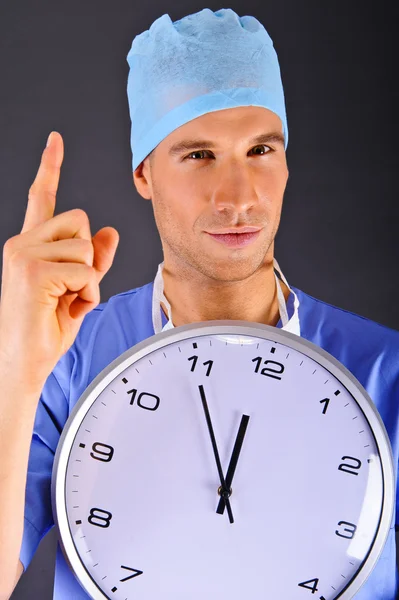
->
xmin=0 ymin=0 xmax=397 ymax=598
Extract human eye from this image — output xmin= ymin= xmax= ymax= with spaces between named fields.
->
xmin=185 ymin=150 xmax=211 ymax=160
xmin=249 ymin=144 xmax=272 ymax=155
xmin=184 ymin=144 xmax=273 ymax=161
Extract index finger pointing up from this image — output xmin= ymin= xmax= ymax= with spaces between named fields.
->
xmin=21 ymin=131 xmax=64 ymax=234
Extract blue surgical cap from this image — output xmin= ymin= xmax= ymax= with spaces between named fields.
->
xmin=126 ymin=7 xmax=288 ymax=172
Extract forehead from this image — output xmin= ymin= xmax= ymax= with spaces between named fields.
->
xmin=170 ymin=106 xmax=282 ymax=139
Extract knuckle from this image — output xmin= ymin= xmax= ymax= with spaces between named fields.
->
xmin=7 ymin=247 xmax=25 ymax=267
xmin=9 ymin=249 xmax=36 ymax=275
xmin=77 ymin=239 xmax=94 ymax=264
xmin=3 ymin=235 xmax=18 ymax=257
xmin=71 ymin=208 xmax=89 ymax=224
xmin=81 ymin=262 xmax=94 ymax=277
xmin=28 ymin=183 xmax=56 ymax=200
xmin=28 ymin=183 xmax=36 ymax=198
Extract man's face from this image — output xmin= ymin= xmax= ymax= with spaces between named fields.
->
xmin=133 ymin=106 xmax=289 ymax=282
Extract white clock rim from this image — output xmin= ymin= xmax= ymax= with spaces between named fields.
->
xmin=51 ymin=320 xmax=395 ymax=600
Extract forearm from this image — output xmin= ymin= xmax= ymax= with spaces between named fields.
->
xmin=0 ymin=366 xmax=43 ymax=597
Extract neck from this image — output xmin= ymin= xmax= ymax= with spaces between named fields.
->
xmin=160 ymin=259 xmax=291 ymax=328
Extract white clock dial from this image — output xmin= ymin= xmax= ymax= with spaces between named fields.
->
xmin=52 ymin=322 xmax=394 ymax=600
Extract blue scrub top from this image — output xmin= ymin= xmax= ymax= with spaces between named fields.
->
xmin=19 ymin=281 xmax=399 ymax=599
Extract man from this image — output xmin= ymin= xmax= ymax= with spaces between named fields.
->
xmin=0 ymin=7 xmax=397 ymax=600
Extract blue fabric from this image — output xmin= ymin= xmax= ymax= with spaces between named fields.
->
xmin=20 ymin=281 xmax=399 ymax=599
xmin=126 ymin=7 xmax=289 ymax=172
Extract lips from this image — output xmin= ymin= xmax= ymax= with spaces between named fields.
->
xmin=205 ymin=229 xmax=261 ymax=248
xmin=206 ymin=227 xmax=261 ymax=234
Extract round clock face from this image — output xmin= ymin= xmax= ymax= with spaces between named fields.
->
xmin=52 ymin=322 xmax=394 ymax=600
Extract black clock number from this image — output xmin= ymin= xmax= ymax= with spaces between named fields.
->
xmin=188 ymin=355 xmax=214 ymax=376
xmin=90 ymin=442 xmax=114 ymax=463
xmin=338 ymin=456 xmax=362 ymax=476
xmin=252 ymin=357 xmax=285 ymax=380
xmin=111 ymin=565 xmax=144 ymax=593
xmin=298 ymin=578 xmax=319 ymax=593
xmin=298 ymin=578 xmax=326 ymax=598
xmin=88 ymin=507 xmax=113 ymax=528
xmin=335 ymin=520 xmax=357 ymax=539
xmin=127 ymin=388 xmax=160 ymax=411
xmin=119 ymin=565 xmax=143 ymax=581
xmin=319 ymin=398 xmax=329 ymax=414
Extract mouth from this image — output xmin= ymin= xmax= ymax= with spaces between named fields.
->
xmin=205 ymin=228 xmax=262 ymax=248
xmin=206 ymin=227 xmax=262 ymax=234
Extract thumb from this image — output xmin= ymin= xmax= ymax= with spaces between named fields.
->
xmin=92 ymin=227 xmax=120 ymax=284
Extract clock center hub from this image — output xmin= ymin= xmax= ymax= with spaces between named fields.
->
xmin=218 ymin=485 xmax=233 ymax=499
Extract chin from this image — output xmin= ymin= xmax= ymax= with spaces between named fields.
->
xmin=198 ymin=256 xmax=262 ymax=283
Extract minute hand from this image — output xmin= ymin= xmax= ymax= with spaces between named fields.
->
xmin=216 ymin=414 xmax=250 ymax=515
xmin=198 ymin=384 xmax=234 ymax=524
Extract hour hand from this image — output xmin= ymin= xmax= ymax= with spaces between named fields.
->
xmin=216 ymin=414 xmax=250 ymax=515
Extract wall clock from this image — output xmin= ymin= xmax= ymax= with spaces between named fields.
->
xmin=52 ymin=321 xmax=394 ymax=599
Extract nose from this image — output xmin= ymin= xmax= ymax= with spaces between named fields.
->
xmin=210 ymin=163 xmax=260 ymax=213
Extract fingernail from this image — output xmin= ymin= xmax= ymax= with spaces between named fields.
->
xmin=46 ymin=132 xmax=53 ymax=148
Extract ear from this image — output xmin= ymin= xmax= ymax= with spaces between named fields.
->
xmin=132 ymin=157 xmax=152 ymax=200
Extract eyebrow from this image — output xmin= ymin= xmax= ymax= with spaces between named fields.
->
xmin=168 ymin=131 xmax=285 ymax=156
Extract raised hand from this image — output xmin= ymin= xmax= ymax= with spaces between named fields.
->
xmin=0 ymin=131 xmax=120 ymax=391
